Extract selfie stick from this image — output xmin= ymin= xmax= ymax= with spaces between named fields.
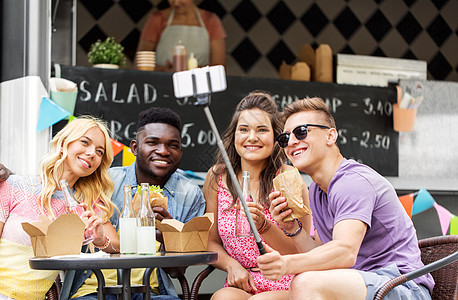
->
xmin=182 ymin=69 xmax=265 ymax=255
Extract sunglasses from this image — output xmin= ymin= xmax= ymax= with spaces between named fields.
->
xmin=276 ymin=124 xmax=330 ymax=148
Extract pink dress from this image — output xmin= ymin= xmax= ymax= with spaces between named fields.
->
xmin=217 ymin=175 xmax=294 ymax=294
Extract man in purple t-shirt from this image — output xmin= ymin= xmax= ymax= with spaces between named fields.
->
xmin=257 ymin=98 xmax=434 ymax=299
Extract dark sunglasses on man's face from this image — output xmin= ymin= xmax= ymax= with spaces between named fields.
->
xmin=276 ymin=124 xmax=330 ymax=148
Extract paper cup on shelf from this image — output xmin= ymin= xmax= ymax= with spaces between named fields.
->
xmin=136 ymin=55 xmax=155 ymax=59
xmin=137 ymin=65 xmax=155 ymax=71
xmin=393 ymin=103 xmax=417 ymax=132
xmin=136 ymin=51 xmax=155 ymax=59
xmin=136 ymin=57 xmax=155 ymax=61
xmin=137 ymin=51 xmax=155 ymax=55
xmin=136 ymin=51 xmax=155 ymax=71
xmin=136 ymin=60 xmax=156 ymax=64
xmin=49 ymin=78 xmax=78 ymax=119
xmin=136 ymin=53 xmax=155 ymax=58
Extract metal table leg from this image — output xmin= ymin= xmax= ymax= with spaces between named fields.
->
xmin=118 ymin=269 xmax=132 ymax=300
xmin=143 ymin=268 xmax=154 ymax=299
xmin=92 ymin=269 xmax=106 ymax=300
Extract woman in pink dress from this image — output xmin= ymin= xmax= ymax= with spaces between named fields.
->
xmin=203 ymin=91 xmax=311 ymax=299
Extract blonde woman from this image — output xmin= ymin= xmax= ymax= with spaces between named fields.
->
xmin=0 ymin=116 xmax=118 ymax=300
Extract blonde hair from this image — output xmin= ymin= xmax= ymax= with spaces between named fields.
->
xmin=38 ymin=116 xmax=115 ymax=221
xmin=282 ymin=97 xmax=336 ymax=128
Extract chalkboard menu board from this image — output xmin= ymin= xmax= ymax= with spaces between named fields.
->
xmin=61 ymin=66 xmax=398 ymax=176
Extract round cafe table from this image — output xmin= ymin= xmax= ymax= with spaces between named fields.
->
xmin=30 ymin=251 xmax=217 ymax=300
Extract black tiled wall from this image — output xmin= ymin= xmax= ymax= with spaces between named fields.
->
xmin=76 ymin=0 xmax=457 ymax=81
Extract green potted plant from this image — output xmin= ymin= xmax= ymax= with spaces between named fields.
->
xmin=88 ymin=37 xmax=126 ymax=69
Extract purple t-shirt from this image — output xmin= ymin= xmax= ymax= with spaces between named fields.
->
xmin=309 ymin=159 xmax=434 ymax=293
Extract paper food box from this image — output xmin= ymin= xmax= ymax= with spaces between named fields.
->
xmin=156 ymin=213 xmax=214 ymax=252
xmin=22 ymin=214 xmax=85 ymax=257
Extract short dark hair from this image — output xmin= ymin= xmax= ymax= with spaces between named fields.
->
xmin=136 ymin=107 xmax=182 ymax=134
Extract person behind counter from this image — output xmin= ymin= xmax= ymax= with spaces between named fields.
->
xmin=137 ymin=0 xmax=226 ymax=71
xmin=203 ymin=91 xmax=311 ymax=299
xmin=0 ymin=117 xmax=118 ymax=300
xmin=257 ymin=98 xmax=434 ymax=299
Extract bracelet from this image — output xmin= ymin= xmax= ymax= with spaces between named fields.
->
xmin=282 ymin=219 xmax=302 ymax=237
xmin=109 ymin=241 xmax=117 ymax=253
xmin=258 ymin=218 xmax=272 ymax=234
xmin=95 ymin=235 xmax=110 ymax=250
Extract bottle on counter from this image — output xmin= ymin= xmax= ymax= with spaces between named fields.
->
xmin=59 ymin=179 xmax=94 ymax=245
xmin=235 ymin=171 xmax=253 ymax=237
xmin=173 ymin=40 xmax=187 ymax=72
xmin=188 ymin=52 xmax=198 ymax=70
xmin=119 ymin=185 xmax=137 ymax=254
xmin=136 ymin=183 xmax=156 ymax=255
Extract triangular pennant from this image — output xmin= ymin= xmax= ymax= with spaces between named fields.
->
xmin=398 ymin=193 xmax=414 ymax=218
xmin=36 ymin=97 xmax=70 ymax=132
xmin=68 ymin=115 xmax=76 ymax=122
xmin=183 ymin=170 xmax=205 ymax=180
xmin=412 ymin=188 xmax=435 ymax=216
xmin=110 ymin=138 xmax=124 ymax=157
xmin=433 ymin=203 xmax=451 ymax=236
xmin=450 ymin=214 xmax=458 ymax=235
xmin=176 ymin=169 xmax=205 ymax=181
xmin=122 ymin=146 xmax=136 ymax=166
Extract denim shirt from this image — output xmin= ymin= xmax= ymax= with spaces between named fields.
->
xmin=109 ymin=163 xmax=206 ymax=227
xmin=64 ymin=162 xmax=206 ymax=299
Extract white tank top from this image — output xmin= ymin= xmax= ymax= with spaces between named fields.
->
xmin=155 ymin=7 xmax=210 ymax=67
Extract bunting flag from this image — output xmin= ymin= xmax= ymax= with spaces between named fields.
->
xmin=36 ymin=97 xmax=70 ymax=132
xmin=433 ymin=203 xmax=452 ymax=236
xmin=398 ymin=193 xmax=414 ymax=218
xmin=122 ymin=146 xmax=136 ymax=166
xmin=412 ymin=187 xmax=435 ymax=216
xmin=176 ymin=169 xmax=205 ymax=181
xmin=110 ymin=138 xmax=124 ymax=157
xmin=450 ymin=214 xmax=458 ymax=235
xmin=68 ymin=115 xmax=76 ymax=122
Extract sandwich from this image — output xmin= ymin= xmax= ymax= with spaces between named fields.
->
xmin=132 ymin=185 xmax=168 ymax=214
xmin=273 ymin=168 xmax=311 ymax=222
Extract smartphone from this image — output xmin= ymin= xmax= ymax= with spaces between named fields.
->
xmin=172 ymin=65 xmax=227 ymax=98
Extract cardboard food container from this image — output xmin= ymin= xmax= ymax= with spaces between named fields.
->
xmin=156 ymin=213 xmax=214 ymax=252
xmin=22 ymin=214 xmax=85 ymax=257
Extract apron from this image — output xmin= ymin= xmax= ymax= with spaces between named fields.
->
xmin=156 ymin=7 xmax=210 ymax=67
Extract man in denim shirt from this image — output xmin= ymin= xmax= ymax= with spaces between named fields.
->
xmin=67 ymin=107 xmax=206 ymax=299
